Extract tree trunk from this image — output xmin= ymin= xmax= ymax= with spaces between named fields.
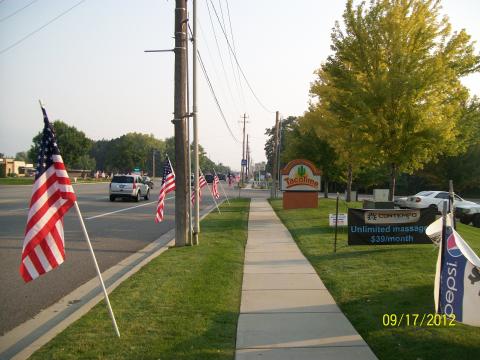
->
xmin=389 ymin=163 xmax=397 ymax=202
xmin=346 ymin=164 xmax=353 ymax=202
xmin=324 ymin=178 xmax=329 ymax=198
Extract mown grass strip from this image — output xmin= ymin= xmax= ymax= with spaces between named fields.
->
xmin=0 ymin=178 xmax=34 ymax=185
xmin=270 ymin=198 xmax=480 ymax=360
xmin=31 ymin=198 xmax=250 ymax=360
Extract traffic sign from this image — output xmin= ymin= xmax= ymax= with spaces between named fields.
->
xmin=241 ymin=159 xmax=247 ymax=166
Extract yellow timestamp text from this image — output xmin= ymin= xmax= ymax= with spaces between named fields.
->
xmin=382 ymin=313 xmax=456 ymax=327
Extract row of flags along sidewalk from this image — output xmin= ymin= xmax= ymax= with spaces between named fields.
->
xmin=426 ymin=209 xmax=480 ymax=327
xmin=20 ymin=103 xmax=232 ymax=336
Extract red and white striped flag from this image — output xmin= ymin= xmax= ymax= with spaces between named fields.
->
xmin=20 ymin=105 xmax=76 ymax=282
xmin=191 ymin=174 xmax=207 ymax=204
xmin=212 ymin=174 xmax=220 ymax=199
xmin=155 ymin=159 xmax=175 ymax=222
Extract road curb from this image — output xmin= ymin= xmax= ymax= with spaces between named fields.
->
xmin=0 ymin=201 xmax=220 ymax=360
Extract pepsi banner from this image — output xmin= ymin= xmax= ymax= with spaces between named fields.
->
xmin=434 ymin=225 xmax=480 ymax=327
xmin=348 ymin=208 xmax=436 ymax=245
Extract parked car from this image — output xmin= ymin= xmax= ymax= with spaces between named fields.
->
xmin=204 ymin=173 xmax=214 ymax=184
xmin=404 ymin=191 xmax=478 ymax=213
xmin=142 ymin=176 xmax=154 ymax=189
xmin=109 ymin=174 xmax=150 ymax=202
xmin=456 ymin=203 xmax=480 ymax=227
xmin=394 ymin=196 xmax=408 ymax=208
xmin=217 ymin=173 xmax=226 ymax=181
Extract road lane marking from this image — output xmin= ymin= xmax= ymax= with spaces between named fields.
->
xmin=84 ymin=196 xmax=175 ymax=220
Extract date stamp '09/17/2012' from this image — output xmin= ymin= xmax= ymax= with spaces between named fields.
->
xmin=382 ymin=313 xmax=456 ymax=327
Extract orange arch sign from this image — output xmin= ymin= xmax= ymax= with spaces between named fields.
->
xmin=281 ymin=159 xmax=322 ymax=210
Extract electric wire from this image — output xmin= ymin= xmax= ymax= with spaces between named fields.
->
xmin=190 ymin=24 xmax=239 ymax=143
xmin=0 ymin=0 xmax=40 ymax=23
xmin=205 ymin=0 xmax=240 ymax=115
xmin=225 ymin=0 xmax=247 ymax=109
xmin=217 ymin=0 xmax=244 ymax=110
xmin=0 ymin=0 xmax=87 ymax=56
xmin=208 ymin=0 xmax=274 ymax=113
xmin=198 ymin=48 xmax=240 ymax=143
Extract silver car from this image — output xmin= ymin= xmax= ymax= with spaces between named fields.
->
xmin=109 ymin=174 xmax=150 ymax=202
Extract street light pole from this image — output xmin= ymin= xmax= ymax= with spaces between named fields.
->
xmin=192 ymin=0 xmax=200 ymax=245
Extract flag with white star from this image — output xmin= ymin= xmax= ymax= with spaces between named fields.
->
xmin=20 ymin=104 xmax=76 ymax=282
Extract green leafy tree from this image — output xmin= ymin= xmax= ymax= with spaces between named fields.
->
xmin=103 ymin=133 xmax=164 ymax=174
xmin=15 ymin=151 xmax=28 ymax=162
xmin=264 ymin=116 xmax=297 ymax=175
xmin=28 ymin=120 xmax=95 ymax=170
xmin=281 ymin=116 xmax=342 ymax=197
xmin=311 ymin=0 xmax=480 ymax=200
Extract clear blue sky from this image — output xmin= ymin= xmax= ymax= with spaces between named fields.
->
xmin=1 ymin=0 xmax=479 ymax=170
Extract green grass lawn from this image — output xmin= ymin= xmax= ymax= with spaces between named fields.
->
xmin=0 ymin=177 xmax=34 ymax=185
xmin=31 ymin=198 xmax=250 ymax=360
xmin=0 ymin=178 xmax=109 ymax=185
xmin=270 ymin=198 xmax=480 ymax=360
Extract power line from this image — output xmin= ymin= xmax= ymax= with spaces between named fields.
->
xmin=198 ymin=49 xmax=240 ymax=143
xmin=0 ymin=0 xmax=87 ymax=56
xmin=225 ymin=0 xmax=246 ymax=109
xmin=190 ymin=25 xmax=239 ymax=143
xmin=208 ymin=0 xmax=274 ymax=114
xmin=217 ymin=0 xmax=244 ymax=111
xmin=205 ymin=0 xmax=240 ymax=115
xmin=0 ymin=0 xmax=40 ymax=23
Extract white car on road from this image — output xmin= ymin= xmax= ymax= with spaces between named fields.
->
xmin=109 ymin=174 xmax=150 ymax=202
xmin=404 ymin=191 xmax=478 ymax=213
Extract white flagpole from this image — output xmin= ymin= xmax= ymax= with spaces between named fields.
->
xmin=201 ymin=169 xmax=221 ymax=214
xmin=214 ymin=169 xmax=230 ymax=205
xmin=73 ymin=202 xmax=120 ymax=338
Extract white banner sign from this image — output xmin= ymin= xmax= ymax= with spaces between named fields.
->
xmin=329 ymin=213 xmax=348 ymax=227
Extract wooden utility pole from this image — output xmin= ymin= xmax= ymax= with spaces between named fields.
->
xmin=152 ymin=150 xmax=156 ymax=178
xmin=241 ymin=113 xmax=248 ymax=186
xmin=173 ymin=0 xmax=188 ymax=246
xmin=246 ymin=134 xmax=249 ymax=179
xmin=271 ymin=111 xmax=279 ymax=198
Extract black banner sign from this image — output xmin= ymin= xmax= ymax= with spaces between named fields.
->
xmin=348 ymin=208 xmax=437 ymax=245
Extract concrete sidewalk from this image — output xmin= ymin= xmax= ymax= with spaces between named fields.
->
xmin=235 ymin=198 xmax=377 ymax=360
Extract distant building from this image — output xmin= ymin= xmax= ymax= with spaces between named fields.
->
xmin=0 ymin=158 xmax=34 ymax=177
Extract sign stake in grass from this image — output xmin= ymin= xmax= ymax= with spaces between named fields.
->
xmin=334 ymin=192 xmax=339 ymax=253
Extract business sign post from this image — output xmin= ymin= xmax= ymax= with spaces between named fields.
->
xmin=280 ymin=159 xmax=321 ymax=209
xmin=348 ymin=208 xmax=437 ymax=245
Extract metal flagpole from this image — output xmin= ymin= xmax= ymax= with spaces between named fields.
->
xmin=201 ymin=169 xmax=221 ymax=214
xmin=438 ymin=201 xmax=448 ymax=314
xmin=214 ymin=169 xmax=230 ymax=205
xmin=73 ymin=202 xmax=120 ymax=338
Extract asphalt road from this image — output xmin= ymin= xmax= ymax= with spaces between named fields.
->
xmin=0 ymin=180 xmax=242 ymax=335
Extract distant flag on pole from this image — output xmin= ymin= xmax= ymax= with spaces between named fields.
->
xmin=426 ymin=216 xmax=480 ymax=327
xmin=212 ymin=174 xmax=220 ymax=199
xmin=20 ymin=104 xmax=77 ymax=282
xmin=155 ymin=159 xmax=175 ymax=223
xmin=191 ymin=174 xmax=207 ymax=204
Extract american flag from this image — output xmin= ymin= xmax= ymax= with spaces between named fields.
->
xmin=191 ymin=174 xmax=207 ymax=204
xmin=155 ymin=159 xmax=175 ymax=222
xmin=20 ymin=105 xmax=76 ymax=282
xmin=212 ymin=174 xmax=220 ymax=199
